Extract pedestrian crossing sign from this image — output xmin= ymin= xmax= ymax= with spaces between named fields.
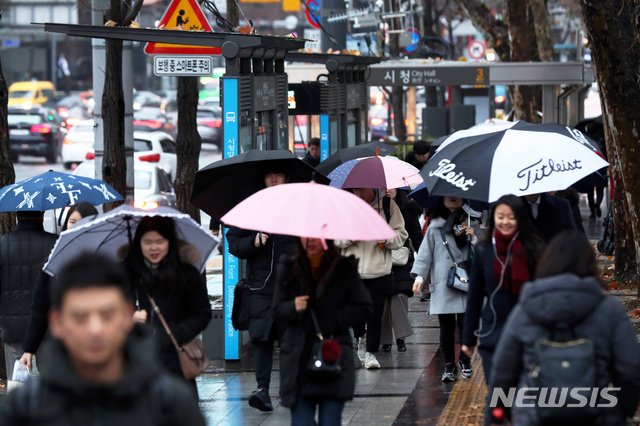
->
xmin=144 ymin=0 xmax=221 ymax=55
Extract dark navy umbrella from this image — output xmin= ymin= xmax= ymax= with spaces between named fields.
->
xmin=0 ymin=170 xmax=124 ymax=212
xmin=315 ymin=141 xmax=397 ymax=175
xmin=409 ymin=182 xmax=489 ymax=211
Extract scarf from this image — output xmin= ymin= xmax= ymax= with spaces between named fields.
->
xmin=492 ymin=229 xmax=529 ymax=295
xmin=444 ymin=207 xmax=469 ymax=249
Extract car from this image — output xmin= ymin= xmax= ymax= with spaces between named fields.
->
xmin=369 ymin=105 xmax=389 ymax=141
xmin=53 ymin=94 xmax=91 ymax=128
xmin=8 ymin=108 xmax=64 ymax=163
xmin=8 ymin=81 xmax=57 ymax=110
xmin=133 ymin=90 xmax=163 ymax=111
xmin=133 ymin=106 xmax=176 ymax=137
xmin=134 ymin=131 xmax=177 ymax=180
xmin=73 ymin=158 xmax=177 ymax=209
xmin=196 ymin=107 xmax=222 ymax=149
xmin=61 ymin=119 xmax=95 ymax=169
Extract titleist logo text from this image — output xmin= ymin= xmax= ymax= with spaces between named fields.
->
xmin=517 ymin=158 xmax=582 ymax=191
xmin=428 ymin=159 xmax=476 ymax=191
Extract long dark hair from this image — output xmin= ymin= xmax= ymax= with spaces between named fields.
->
xmin=62 ymin=201 xmax=98 ymax=231
xmin=126 ymin=216 xmax=184 ymax=296
xmin=536 ymin=231 xmax=608 ymax=290
xmin=428 ymin=196 xmax=454 ymax=221
xmin=293 ymin=238 xmax=341 ymax=301
xmin=485 ymin=194 xmax=542 ymax=271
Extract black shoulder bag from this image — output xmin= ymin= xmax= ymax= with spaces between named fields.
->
xmin=306 ymin=309 xmax=343 ymax=382
xmin=439 ymin=228 xmax=469 ymax=292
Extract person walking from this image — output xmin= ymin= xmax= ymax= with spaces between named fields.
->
xmin=335 ymin=188 xmax=408 ymax=370
xmin=122 ymin=216 xmax=212 ymax=398
xmin=273 ymin=237 xmax=373 ymax=425
xmin=0 ymin=211 xmax=57 ymax=381
xmin=226 ymin=168 xmax=297 ymax=411
xmin=20 ymin=202 xmax=98 ymax=372
xmin=301 ymin=137 xmax=321 ymax=167
xmin=380 ymin=189 xmax=421 ymax=353
xmin=411 ymin=197 xmax=481 ymax=382
xmin=461 ymin=194 xmax=542 ymax=385
xmin=521 ymin=192 xmax=576 ymax=245
xmin=489 ymin=231 xmax=640 ymax=425
xmin=0 ymin=253 xmax=205 ymax=425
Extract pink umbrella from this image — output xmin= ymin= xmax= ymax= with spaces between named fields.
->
xmin=220 ymin=182 xmax=397 ymax=244
xmin=328 ymin=156 xmax=423 ymax=190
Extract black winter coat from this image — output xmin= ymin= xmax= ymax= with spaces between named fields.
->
xmin=523 ymin=193 xmax=576 ymax=245
xmin=131 ymin=263 xmax=211 ymax=378
xmin=23 ymin=272 xmax=53 ymax=354
xmin=227 ymin=227 xmax=296 ymax=343
xmin=462 ymin=243 xmax=535 ymax=350
xmin=0 ymin=220 xmax=57 ymax=343
xmin=490 ymin=274 xmax=640 ymax=425
xmin=0 ymin=327 xmax=206 ymax=426
xmin=273 ymin=254 xmax=373 ymax=407
xmin=391 ymin=199 xmax=423 ymax=297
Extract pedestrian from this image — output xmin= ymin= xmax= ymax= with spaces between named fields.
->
xmin=551 ymin=188 xmax=585 ymax=234
xmin=301 ymin=137 xmax=321 ymax=167
xmin=0 ymin=253 xmax=206 ymax=425
xmin=335 ymin=188 xmax=408 ymax=369
xmin=20 ymin=202 xmax=98 ymax=372
xmin=380 ymin=188 xmax=421 ymax=353
xmin=521 ymin=192 xmax=576 ymax=245
xmin=226 ymin=168 xmax=297 ymax=411
xmin=0 ymin=211 xmax=57 ymax=381
xmin=404 ymin=140 xmax=432 ymax=170
xmin=122 ymin=216 xmax=212 ymax=398
xmin=411 ymin=197 xmax=482 ymax=382
xmin=461 ymin=194 xmax=542 ymax=385
xmin=489 ymin=231 xmax=640 ymax=425
xmin=272 ymin=237 xmax=373 ymax=425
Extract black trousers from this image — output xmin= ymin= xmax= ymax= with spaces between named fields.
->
xmin=587 ymin=186 xmax=605 ymax=212
xmin=254 ymin=325 xmax=277 ymax=389
xmin=353 ymin=275 xmax=390 ymax=353
xmin=437 ymin=313 xmax=470 ymax=365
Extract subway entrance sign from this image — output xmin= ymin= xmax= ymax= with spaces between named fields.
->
xmin=144 ymin=0 xmax=221 ymax=55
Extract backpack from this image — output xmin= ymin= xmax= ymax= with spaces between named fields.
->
xmin=526 ymin=301 xmax=604 ymax=425
xmin=12 ymin=374 xmax=175 ymax=425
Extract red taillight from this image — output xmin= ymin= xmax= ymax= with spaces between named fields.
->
xmin=139 ymin=153 xmax=160 ymax=162
xmin=201 ymin=119 xmax=221 ymax=127
xmin=63 ymin=138 xmax=73 ymax=144
xmin=370 ymin=117 xmax=384 ymax=126
xmin=134 ymin=201 xmax=159 ymax=210
xmin=85 ymin=152 xmax=95 ymax=160
xmin=31 ymin=124 xmax=51 ymax=134
xmin=58 ymin=107 xmax=69 ymax=115
xmin=134 ymin=120 xmax=162 ymax=129
xmin=66 ymin=117 xmax=82 ymax=127
xmin=495 ymin=95 xmax=506 ymax=103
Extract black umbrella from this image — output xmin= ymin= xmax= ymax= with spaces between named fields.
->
xmin=315 ymin=141 xmax=397 ymax=175
xmin=191 ymin=149 xmax=330 ymax=220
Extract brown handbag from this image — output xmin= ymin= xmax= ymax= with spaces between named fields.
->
xmin=143 ymin=288 xmax=210 ymax=380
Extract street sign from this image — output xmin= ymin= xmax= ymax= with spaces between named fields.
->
xmin=144 ymin=0 xmax=220 ymax=55
xmin=369 ymin=65 xmax=489 ymax=86
xmin=154 ymin=56 xmax=213 ymax=76
xmin=468 ymin=40 xmax=486 ymax=60
xmin=306 ymin=0 xmax=321 ymax=29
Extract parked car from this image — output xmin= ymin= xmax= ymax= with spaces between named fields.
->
xmin=133 ymin=90 xmax=163 ymax=110
xmin=61 ymin=119 xmax=95 ymax=169
xmin=8 ymin=81 xmax=57 ymax=110
xmin=133 ymin=106 xmax=176 ymax=137
xmin=73 ymin=158 xmax=177 ymax=209
xmin=54 ymin=94 xmax=91 ymax=128
xmin=8 ymin=108 xmax=64 ymax=163
xmin=196 ymin=107 xmax=222 ymax=149
xmin=369 ymin=105 xmax=389 ymax=141
xmin=134 ymin=131 xmax=177 ymax=180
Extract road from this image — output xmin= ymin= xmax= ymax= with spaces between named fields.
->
xmin=13 ymin=143 xmax=222 ymax=233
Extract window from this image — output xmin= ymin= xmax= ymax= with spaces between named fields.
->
xmin=134 ymin=139 xmax=153 ymax=152
xmin=8 ymin=114 xmax=43 ymax=126
xmin=157 ymin=169 xmax=173 ymax=193
xmin=160 ymin=139 xmax=176 ymax=154
xmin=42 ymin=89 xmax=56 ymax=99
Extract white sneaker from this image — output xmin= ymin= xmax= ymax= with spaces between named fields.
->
xmin=364 ymin=352 xmax=380 ymax=370
xmin=357 ymin=338 xmax=367 ymax=363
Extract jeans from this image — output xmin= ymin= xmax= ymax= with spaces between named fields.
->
xmin=290 ymin=396 xmax=345 ymax=426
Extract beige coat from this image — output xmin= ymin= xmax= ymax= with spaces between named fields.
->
xmin=335 ymin=197 xmax=408 ymax=279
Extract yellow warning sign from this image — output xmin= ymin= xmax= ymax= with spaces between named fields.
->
xmin=144 ymin=0 xmax=220 ymax=55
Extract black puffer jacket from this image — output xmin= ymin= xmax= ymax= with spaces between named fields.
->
xmin=391 ymin=198 xmax=423 ymax=297
xmin=490 ymin=274 xmax=640 ymax=425
xmin=0 ymin=327 xmax=206 ymax=426
xmin=227 ymin=227 xmax=296 ymax=343
xmin=273 ymin=254 xmax=373 ymax=407
xmin=0 ymin=220 xmax=57 ymax=343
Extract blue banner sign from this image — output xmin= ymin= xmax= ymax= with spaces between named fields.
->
xmin=320 ymin=114 xmax=329 ymax=161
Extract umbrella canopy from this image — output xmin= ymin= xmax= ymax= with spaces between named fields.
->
xmin=220 ymin=181 xmax=397 ymax=242
xmin=433 ymin=118 xmax=517 ymax=152
xmin=315 ymin=141 xmax=397 ymax=175
xmin=191 ymin=149 xmax=330 ymax=220
xmin=43 ymin=205 xmax=218 ymax=277
xmin=421 ymin=123 xmax=610 ymax=202
xmin=328 ymin=156 xmax=423 ymax=189
xmin=408 ymin=182 xmax=490 ymax=211
xmin=0 ymin=170 xmax=124 ymax=212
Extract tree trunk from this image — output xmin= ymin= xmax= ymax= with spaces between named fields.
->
xmin=0 ymin=54 xmax=15 ymax=235
xmin=174 ymin=76 xmax=202 ymax=222
xmin=580 ymin=0 xmax=640 ymax=283
xmin=227 ymin=0 xmax=239 ymax=26
xmin=456 ymin=0 xmax=511 ymax=62
xmin=529 ymin=0 xmax=553 ymax=61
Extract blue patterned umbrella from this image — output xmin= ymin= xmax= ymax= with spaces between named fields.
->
xmin=0 ymin=170 xmax=124 ymax=212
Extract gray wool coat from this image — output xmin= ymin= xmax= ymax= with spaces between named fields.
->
xmin=411 ymin=217 xmax=481 ymax=315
